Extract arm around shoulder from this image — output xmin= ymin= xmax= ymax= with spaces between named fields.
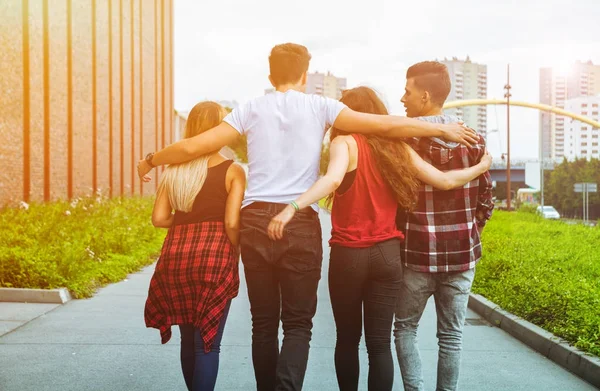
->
xmin=411 ymin=148 xmax=492 ymax=190
xmin=332 ymin=108 xmax=479 ymax=146
xmin=152 ymin=122 xmax=241 ymax=166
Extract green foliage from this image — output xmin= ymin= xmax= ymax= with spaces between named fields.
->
xmin=517 ymin=203 xmax=538 ymax=214
xmin=320 ymin=143 xmax=330 ymax=176
xmin=475 ymin=211 xmax=600 ymax=357
xmin=544 ymin=157 xmax=600 ymax=218
xmin=228 ymin=134 xmax=248 ymax=163
xmin=0 ymin=196 xmax=165 ymax=298
xmin=493 ymin=181 xmax=525 ymax=202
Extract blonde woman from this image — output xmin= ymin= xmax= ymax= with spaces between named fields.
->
xmin=144 ymin=101 xmax=246 ymax=391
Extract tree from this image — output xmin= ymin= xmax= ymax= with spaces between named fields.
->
xmin=544 ymin=157 xmax=600 ymax=219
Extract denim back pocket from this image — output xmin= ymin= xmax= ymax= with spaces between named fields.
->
xmin=239 ymin=227 xmax=272 ymax=271
xmin=284 ymin=229 xmax=323 ymax=272
xmin=377 ymin=239 xmax=402 ymax=267
xmin=329 ymin=245 xmax=362 ymax=274
xmin=374 ymin=239 xmax=402 ymax=282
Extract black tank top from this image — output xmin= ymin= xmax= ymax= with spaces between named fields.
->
xmin=337 ymin=169 xmax=357 ymax=195
xmin=173 ymin=160 xmax=234 ymax=226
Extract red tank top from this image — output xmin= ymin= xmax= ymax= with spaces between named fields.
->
xmin=329 ymin=135 xmax=404 ymax=248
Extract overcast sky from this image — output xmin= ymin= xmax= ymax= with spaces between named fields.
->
xmin=173 ymin=0 xmax=600 ymax=159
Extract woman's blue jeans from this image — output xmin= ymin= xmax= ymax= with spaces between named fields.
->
xmin=179 ymin=300 xmax=231 ymax=391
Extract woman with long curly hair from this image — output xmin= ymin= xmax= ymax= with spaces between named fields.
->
xmin=267 ymin=87 xmax=491 ymax=391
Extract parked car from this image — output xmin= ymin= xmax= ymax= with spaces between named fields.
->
xmin=537 ymin=205 xmax=561 ymax=219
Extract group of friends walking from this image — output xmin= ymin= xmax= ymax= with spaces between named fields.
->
xmin=140 ymin=42 xmax=493 ymax=391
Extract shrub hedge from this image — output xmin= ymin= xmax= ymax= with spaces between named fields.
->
xmin=475 ymin=211 xmax=600 ymax=357
xmin=0 ymin=196 xmax=165 ymax=298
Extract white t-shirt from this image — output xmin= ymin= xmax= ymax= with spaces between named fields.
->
xmin=224 ymin=90 xmax=347 ymax=211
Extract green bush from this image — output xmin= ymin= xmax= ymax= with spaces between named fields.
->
xmin=475 ymin=211 xmax=600 ymax=357
xmin=0 ymin=196 xmax=165 ymax=298
xmin=517 ymin=203 xmax=538 ymax=214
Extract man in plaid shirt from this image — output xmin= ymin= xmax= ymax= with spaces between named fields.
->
xmin=394 ymin=61 xmax=494 ymax=391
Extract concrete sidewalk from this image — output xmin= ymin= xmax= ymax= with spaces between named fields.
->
xmin=0 ymin=211 xmax=596 ymax=390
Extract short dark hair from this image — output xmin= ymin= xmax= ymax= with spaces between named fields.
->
xmin=406 ymin=61 xmax=451 ymax=106
xmin=268 ymin=43 xmax=311 ymax=86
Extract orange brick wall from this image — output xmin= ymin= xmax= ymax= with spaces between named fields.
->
xmin=0 ymin=0 xmax=173 ymax=206
xmin=0 ymin=2 xmax=24 ymax=204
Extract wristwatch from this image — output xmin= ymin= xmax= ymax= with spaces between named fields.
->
xmin=145 ymin=152 xmax=155 ymax=168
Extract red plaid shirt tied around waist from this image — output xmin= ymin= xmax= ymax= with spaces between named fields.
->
xmin=144 ymin=221 xmax=239 ymax=352
xmin=397 ymin=116 xmax=494 ymax=273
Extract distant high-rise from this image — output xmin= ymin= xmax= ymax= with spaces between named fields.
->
xmin=563 ymin=95 xmax=600 ymax=161
xmin=441 ymin=57 xmax=488 ymax=137
xmin=305 ymin=71 xmax=347 ymax=99
xmin=539 ymin=61 xmax=600 ymax=160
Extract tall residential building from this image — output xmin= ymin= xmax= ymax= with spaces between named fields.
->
xmin=539 ymin=61 xmax=600 ymax=160
xmin=563 ymin=95 xmax=600 ymax=160
xmin=306 ymin=71 xmax=347 ymax=99
xmin=441 ymin=57 xmax=488 ymax=137
xmin=0 ymin=0 xmax=174 ymax=205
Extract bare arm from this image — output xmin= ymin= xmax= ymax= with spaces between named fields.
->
xmin=409 ymin=148 xmax=492 ymax=190
xmin=267 ymin=137 xmax=351 ymax=240
xmin=138 ymin=122 xmax=240 ymax=180
xmin=333 ymin=108 xmax=479 ymax=146
xmin=151 ymin=188 xmax=174 ymax=228
xmin=224 ymin=163 xmax=246 ymax=248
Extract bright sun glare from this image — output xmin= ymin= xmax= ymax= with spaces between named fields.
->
xmin=555 ymin=61 xmax=573 ymax=76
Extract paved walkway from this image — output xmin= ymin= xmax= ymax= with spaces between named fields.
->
xmin=1 ymin=211 xmax=596 ymax=390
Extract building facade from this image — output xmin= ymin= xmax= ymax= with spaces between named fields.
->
xmin=539 ymin=61 xmax=600 ymax=160
xmin=0 ymin=0 xmax=174 ymax=206
xmin=563 ymin=95 xmax=600 ymax=160
xmin=441 ymin=57 xmax=488 ymax=138
xmin=305 ymin=71 xmax=347 ymax=99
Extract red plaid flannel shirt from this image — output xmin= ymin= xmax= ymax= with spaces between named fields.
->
xmin=144 ymin=221 xmax=239 ymax=352
xmin=397 ymin=118 xmax=493 ymax=273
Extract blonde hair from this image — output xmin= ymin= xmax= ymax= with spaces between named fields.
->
xmin=157 ymin=101 xmax=227 ymax=212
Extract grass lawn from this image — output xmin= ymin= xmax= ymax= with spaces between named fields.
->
xmin=476 ymin=210 xmax=600 ymax=357
xmin=0 ymin=196 xmax=165 ymax=298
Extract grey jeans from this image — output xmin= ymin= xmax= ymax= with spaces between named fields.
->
xmin=393 ymin=265 xmax=475 ymax=391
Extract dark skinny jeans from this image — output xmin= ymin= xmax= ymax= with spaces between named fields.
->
xmin=329 ymin=238 xmax=402 ymax=391
xmin=179 ymin=300 xmax=232 ymax=391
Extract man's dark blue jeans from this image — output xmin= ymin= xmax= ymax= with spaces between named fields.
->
xmin=240 ymin=202 xmax=323 ymax=391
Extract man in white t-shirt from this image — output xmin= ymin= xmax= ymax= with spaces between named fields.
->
xmin=137 ymin=43 xmax=477 ymax=391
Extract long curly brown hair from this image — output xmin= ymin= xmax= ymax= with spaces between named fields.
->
xmin=328 ymin=86 xmax=420 ymax=210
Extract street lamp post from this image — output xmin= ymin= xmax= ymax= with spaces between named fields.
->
xmin=540 ymin=131 xmax=545 ymax=209
xmin=504 ymin=64 xmax=512 ymax=210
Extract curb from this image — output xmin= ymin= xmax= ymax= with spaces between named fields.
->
xmin=0 ymin=288 xmax=72 ymax=304
xmin=468 ymin=293 xmax=600 ymax=388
